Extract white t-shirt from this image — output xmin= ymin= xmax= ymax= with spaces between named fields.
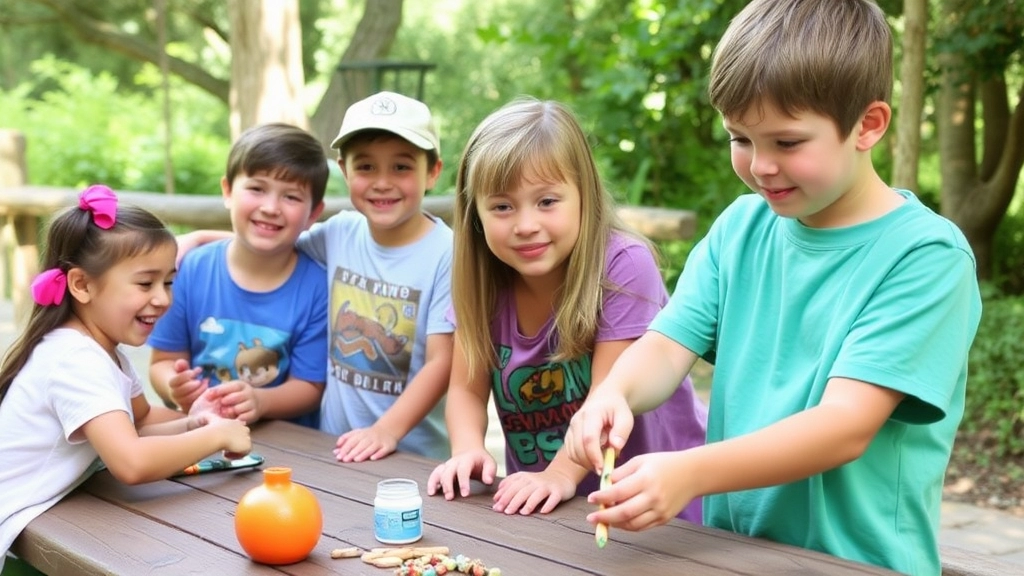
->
xmin=0 ymin=329 xmax=140 ymax=566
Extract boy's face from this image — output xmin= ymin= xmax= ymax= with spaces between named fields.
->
xmin=221 ymin=171 xmax=323 ymax=257
xmin=340 ymin=135 xmax=442 ymax=246
xmin=723 ymin=102 xmax=868 ymax=228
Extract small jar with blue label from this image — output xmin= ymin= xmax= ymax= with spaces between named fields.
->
xmin=374 ymin=478 xmax=423 ymax=544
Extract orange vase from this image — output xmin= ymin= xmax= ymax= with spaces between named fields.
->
xmin=235 ymin=467 xmax=323 ymax=565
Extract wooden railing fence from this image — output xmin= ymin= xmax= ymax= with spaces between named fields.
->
xmin=0 ymin=130 xmax=696 ymax=326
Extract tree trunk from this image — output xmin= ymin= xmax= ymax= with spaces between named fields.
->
xmin=156 ymin=0 xmax=175 ymax=194
xmin=892 ymin=0 xmax=926 ymax=192
xmin=937 ymin=52 xmax=1024 ymax=280
xmin=227 ymin=0 xmax=308 ymax=139
xmin=309 ymin=0 xmax=404 ymax=153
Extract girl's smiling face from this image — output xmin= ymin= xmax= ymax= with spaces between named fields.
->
xmin=72 ymin=242 xmax=177 ymax=355
xmin=477 ymin=169 xmax=582 ymax=288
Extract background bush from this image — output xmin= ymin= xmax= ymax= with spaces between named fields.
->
xmin=962 ymin=291 xmax=1024 ymax=457
xmin=1 ymin=56 xmax=228 ymax=195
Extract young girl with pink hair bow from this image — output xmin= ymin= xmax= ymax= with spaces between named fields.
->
xmin=0 ymin=185 xmax=252 ymax=571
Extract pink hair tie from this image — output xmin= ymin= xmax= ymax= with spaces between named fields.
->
xmin=30 ymin=268 xmax=68 ymax=307
xmin=78 ymin=184 xmax=118 ymax=229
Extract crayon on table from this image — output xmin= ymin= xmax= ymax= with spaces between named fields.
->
xmin=595 ymin=446 xmax=615 ymax=548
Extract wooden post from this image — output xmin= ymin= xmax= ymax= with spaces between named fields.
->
xmin=0 ymin=130 xmax=28 ymax=322
xmin=0 ymin=130 xmax=27 ymax=187
xmin=11 ymin=214 xmax=38 ymax=326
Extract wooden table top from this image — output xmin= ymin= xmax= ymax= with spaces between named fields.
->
xmin=13 ymin=420 xmax=898 ymax=575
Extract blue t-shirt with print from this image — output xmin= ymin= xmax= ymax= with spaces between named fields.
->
xmin=149 ymin=240 xmax=328 ymax=429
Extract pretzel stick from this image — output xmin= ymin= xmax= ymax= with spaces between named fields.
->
xmin=330 ymin=547 xmax=362 ymax=559
xmin=595 ymin=446 xmax=615 ymax=548
xmin=361 ymin=545 xmax=452 ymax=563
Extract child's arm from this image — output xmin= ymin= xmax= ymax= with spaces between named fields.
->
xmin=176 ymin=230 xmax=233 ymax=266
xmin=426 ymin=333 xmax=496 ymax=498
xmin=134 ymin=393 xmax=228 ymax=436
xmin=149 ymin=350 xmax=207 ymax=410
xmin=585 ymin=376 xmax=902 ymax=531
xmin=564 ymin=330 xmax=699 ymax=472
xmin=334 ymin=333 xmax=453 ymax=462
xmin=491 ymin=338 xmax=634 ymax=515
xmin=212 ymin=377 xmax=324 ymax=423
xmin=82 ymin=397 xmax=251 ymax=484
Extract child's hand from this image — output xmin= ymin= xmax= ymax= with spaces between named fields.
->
xmin=188 ymin=387 xmax=231 ymax=420
xmin=563 ymin=392 xmax=635 ymax=474
xmin=492 ymin=469 xmax=576 ymax=515
xmin=585 ymin=451 xmax=692 ymax=532
xmin=210 ymin=380 xmax=261 ymax=424
xmin=426 ymin=449 xmax=497 ymax=500
xmin=333 ymin=426 xmax=398 ymax=462
xmin=206 ymin=415 xmax=252 ymax=456
xmin=168 ymin=358 xmax=208 ymax=412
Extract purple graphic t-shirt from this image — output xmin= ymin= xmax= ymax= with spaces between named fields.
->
xmin=489 ymin=232 xmax=708 ymax=523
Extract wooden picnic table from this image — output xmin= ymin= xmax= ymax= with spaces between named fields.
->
xmin=12 ymin=420 xmax=898 ymax=575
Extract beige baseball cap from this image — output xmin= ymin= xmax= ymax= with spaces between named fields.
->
xmin=330 ymin=91 xmax=440 ymax=154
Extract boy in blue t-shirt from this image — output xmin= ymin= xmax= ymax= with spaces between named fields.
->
xmin=149 ymin=123 xmax=329 ymax=429
xmin=562 ymin=1 xmax=982 ymax=574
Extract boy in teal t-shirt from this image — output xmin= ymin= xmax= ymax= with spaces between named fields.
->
xmin=561 ymin=1 xmax=982 ymax=574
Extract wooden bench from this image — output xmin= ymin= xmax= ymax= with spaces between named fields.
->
xmin=941 ymin=544 xmax=1023 ymax=575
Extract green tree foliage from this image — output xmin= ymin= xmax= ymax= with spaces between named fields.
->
xmin=472 ymin=0 xmax=747 ymax=221
xmin=0 ymin=56 xmax=228 ymax=194
xmin=0 ymin=0 xmax=231 ymax=96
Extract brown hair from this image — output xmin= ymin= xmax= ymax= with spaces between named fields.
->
xmin=226 ymin=123 xmax=330 ymax=205
xmin=452 ymin=97 xmax=652 ymax=374
xmin=340 ymin=130 xmax=441 ymax=173
xmin=709 ymin=0 xmax=892 ymax=137
xmin=0 ymin=199 xmax=175 ymax=402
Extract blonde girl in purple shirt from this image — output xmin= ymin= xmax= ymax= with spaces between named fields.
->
xmin=426 ymin=98 xmax=707 ymax=521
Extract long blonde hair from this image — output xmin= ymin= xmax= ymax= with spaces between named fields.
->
xmin=452 ymin=97 xmax=650 ymax=375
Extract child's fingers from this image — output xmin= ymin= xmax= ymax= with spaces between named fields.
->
xmin=480 ymin=456 xmax=497 ymax=485
xmin=426 ymin=465 xmax=445 ymax=496
xmin=587 ymin=457 xmax=637 ymax=508
xmin=432 ymin=459 xmax=461 ymax=499
xmin=456 ymin=459 xmax=475 ymax=497
xmin=582 ymin=422 xmax=611 ymax=473
xmin=588 ymin=501 xmax=666 ymax=532
xmin=368 ymin=444 xmax=393 ymax=461
xmin=600 ymin=407 xmax=634 ymax=467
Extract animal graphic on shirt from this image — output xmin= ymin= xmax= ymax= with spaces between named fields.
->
xmin=494 ymin=347 xmax=592 ymax=467
xmin=332 ymin=301 xmax=408 ymax=361
xmin=234 ymin=339 xmax=280 ymax=387
xmin=519 ymin=366 xmax=565 ymax=405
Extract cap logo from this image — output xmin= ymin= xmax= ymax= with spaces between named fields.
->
xmin=371 ymin=97 xmax=398 ymax=116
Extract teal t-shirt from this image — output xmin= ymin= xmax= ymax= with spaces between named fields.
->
xmin=650 ymin=190 xmax=981 ymax=575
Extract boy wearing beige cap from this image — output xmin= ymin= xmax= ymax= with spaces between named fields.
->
xmin=178 ymin=92 xmax=454 ymax=462
xmin=302 ymin=91 xmax=454 ymax=462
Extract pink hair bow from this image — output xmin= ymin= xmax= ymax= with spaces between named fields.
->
xmin=31 ymin=268 xmax=68 ymax=307
xmin=78 ymin=184 xmax=118 ymax=229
